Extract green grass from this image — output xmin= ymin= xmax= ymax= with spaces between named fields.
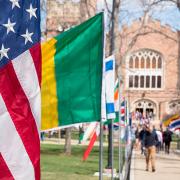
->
xmin=41 ymin=144 xmax=124 ymax=180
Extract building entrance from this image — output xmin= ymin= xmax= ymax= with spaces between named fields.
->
xmin=134 ymin=100 xmax=156 ymax=121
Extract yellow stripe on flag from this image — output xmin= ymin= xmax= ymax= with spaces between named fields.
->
xmin=41 ymin=38 xmax=59 ymax=130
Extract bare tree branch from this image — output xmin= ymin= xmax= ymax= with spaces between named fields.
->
xmin=104 ymin=0 xmax=112 ymax=14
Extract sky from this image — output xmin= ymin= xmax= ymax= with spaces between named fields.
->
xmin=41 ymin=0 xmax=47 ymax=33
xmin=41 ymin=0 xmax=180 ymax=32
xmin=97 ymin=0 xmax=180 ymax=31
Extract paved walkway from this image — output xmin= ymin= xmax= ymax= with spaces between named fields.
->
xmin=131 ymin=150 xmax=180 ymax=180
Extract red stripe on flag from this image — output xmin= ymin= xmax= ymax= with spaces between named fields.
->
xmin=83 ymin=132 xmax=98 ymax=161
xmin=0 ymin=62 xmax=40 ymax=180
xmin=121 ymin=108 xmax=125 ymax=114
xmin=0 ymin=153 xmax=14 ymax=180
xmin=29 ymin=43 xmax=42 ymax=86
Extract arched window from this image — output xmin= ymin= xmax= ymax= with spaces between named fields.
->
xmin=152 ymin=57 xmax=156 ymax=69
xmin=158 ymin=57 xmax=162 ymax=68
xmin=135 ymin=57 xmax=139 ymax=68
xmin=169 ymin=100 xmax=180 ymax=114
xmin=152 ymin=76 xmax=156 ymax=88
xmin=141 ymin=57 xmax=145 ymax=68
xmin=129 ymin=57 xmax=133 ymax=68
xmin=127 ymin=49 xmax=163 ymax=89
xmin=140 ymin=76 xmax=144 ymax=88
xmin=129 ymin=75 xmax=133 ymax=88
xmin=146 ymin=57 xmax=151 ymax=69
xmin=146 ymin=76 xmax=150 ymax=88
xmin=157 ymin=76 xmax=161 ymax=88
xmin=135 ymin=76 xmax=139 ymax=88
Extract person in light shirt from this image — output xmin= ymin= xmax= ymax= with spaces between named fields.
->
xmin=156 ymin=130 xmax=163 ymax=153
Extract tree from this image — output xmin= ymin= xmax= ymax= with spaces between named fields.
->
xmin=105 ymin=0 xmax=121 ymax=170
xmin=104 ymin=0 xmax=179 ymax=170
xmin=138 ymin=0 xmax=180 ymax=91
xmin=64 ymin=127 xmax=72 ymax=155
xmin=80 ymin=0 xmax=97 ymax=21
xmin=175 ymin=0 xmax=180 ymax=91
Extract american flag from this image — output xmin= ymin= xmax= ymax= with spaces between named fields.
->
xmin=0 ymin=1 xmax=41 ymax=179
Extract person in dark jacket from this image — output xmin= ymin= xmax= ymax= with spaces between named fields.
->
xmin=144 ymin=124 xmax=158 ymax=172
xmin=139 ymin=126 xmax=146 ymax=155
xmin=135 ymin=127 xmax=140 ymax=150
xmin=163 ymin=127 xmax=172 ymax=154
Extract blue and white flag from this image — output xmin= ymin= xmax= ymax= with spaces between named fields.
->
xmin=105 ymin=55 xmax=116 ymax=119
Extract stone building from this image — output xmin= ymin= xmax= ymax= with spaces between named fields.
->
xmin=45 ymin=1 xmax=180 ymax=123
xmin=118 ymin=18 xmax=180 ymax=123
xmin=45 ymin=0 xmax=97 ymax=38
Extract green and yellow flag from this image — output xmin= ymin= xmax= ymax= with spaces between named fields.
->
xmin=41 ymin=13 xmax=104 ymax=130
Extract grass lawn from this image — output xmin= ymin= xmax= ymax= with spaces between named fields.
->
xmin=41 ymin=143 xmax=122 ymax=180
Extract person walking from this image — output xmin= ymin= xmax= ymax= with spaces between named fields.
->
xmin=156 ymin=130 xmax=163 ymax=153
xmin=163 ymin=127 xmax=172 ymax=154
xmin=139 ymin=126 xmax=146 ymax=155
xmin=135 ymin=126 xmax=140 ymax=150
xmin=152 ymin=125 xmax=162 ymax=153
xmin=144 ymin=124 xmax=158 ymax=172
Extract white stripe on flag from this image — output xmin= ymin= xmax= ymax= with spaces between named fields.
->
xmin=12 ymin=50 xmax=41 ymax=132
xmin=82 ymin=122 xmax=97 ymax=143
xmin=83 ymin=123 xmax=100 ymax=160
xmin=0 ymin=95 xmax=35 ymax=180
xmin=101 ymin=59 xmax=107 ymax=122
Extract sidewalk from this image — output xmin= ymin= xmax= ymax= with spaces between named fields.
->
xmin=131 ymin=150 xmax=180 ymax=180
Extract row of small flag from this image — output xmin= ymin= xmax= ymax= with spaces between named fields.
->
xmin=82 ymin=72 xmax=128 ymax=160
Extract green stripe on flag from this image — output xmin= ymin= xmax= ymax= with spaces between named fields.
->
xmin=54 ymin=13 xmax=103 ymax=126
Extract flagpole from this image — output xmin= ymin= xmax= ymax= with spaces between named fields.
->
xmin=118 ymin=73 xmax=123 ymax=180
xmin=99 ymin=120 xmax=103 ymax=180
xmin=99 ymin=11 xmax=105 ymax=180
xmin=107 ymin=1 xmax=115 ymax=179
xmin=111 ymin=118 xmax=114 ymax=180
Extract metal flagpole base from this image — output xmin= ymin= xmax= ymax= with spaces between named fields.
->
xmin=94 ymin=169 xmax=118 ymax=178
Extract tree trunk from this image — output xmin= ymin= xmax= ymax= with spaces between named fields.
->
xmin=177 ymin=1 xmax=180 ymax=93
xmin=80 ymin=0 xmax=96 ymax=22
xmin=177 ymin=30 xmax=180 ymax=92
xmin=107 ymin=0 xmax=121 ymax=169
xmin=64 ymin=127 xmax=71 ymax=155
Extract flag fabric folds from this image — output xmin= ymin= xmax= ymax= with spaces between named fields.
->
xmin=101 ymin=56 xmax=116 ymax=123
xmin=114 ymin=80 xmax=126 ymax=126
xmin=83 ymin=55 xmax=115 ymax=160
xmin=0 ymin=1 xmax=41 ymax=180
xmin=162 ymin=114 xmax=180 ymax=127
xmin=82 ymin=95 xmax=126 ymax=161
xmin=105 ymin=55 xmax=116 ymax=119
xmin=169 ymin=119 xmax=180 ymax=131
xmin=81 ymin=122 xmax=98 ymax=143
xmin=83 ymin=124 xmax=100 ymax=161
xmin=41 ymin=13 xmax=104 ymax=130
